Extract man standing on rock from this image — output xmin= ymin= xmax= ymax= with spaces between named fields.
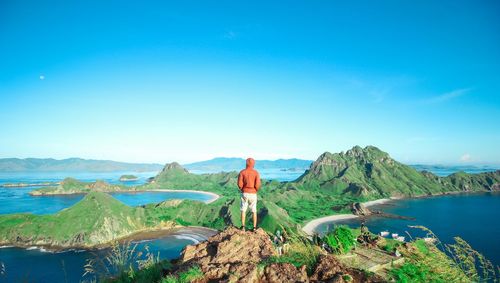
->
xmin=238 ymin=157 xmax=261 ymax=231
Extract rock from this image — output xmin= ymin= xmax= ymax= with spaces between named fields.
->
xmin=350 ymin=202 xmax=371 ymax=216
xmin=167 ymin=227 xmax=384 ymax=282
xmin=178 ymin=227 xmax=276 ymax=282
xmin=262 ymin=263 xmax=309 ymax=282
xmin=310 ymin=255 xmax=344 ymax=281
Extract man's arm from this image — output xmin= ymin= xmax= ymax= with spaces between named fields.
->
xmin=237 ymin=172 xmax=243 ymax=191
xmin=255 ymin=172 xmax=261 ymax=191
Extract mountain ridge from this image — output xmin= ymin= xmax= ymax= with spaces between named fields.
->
xmin=0 ymin=157 xmax=163 ymax=172
xmin=183 ymin=157 xmax=312 ymax=171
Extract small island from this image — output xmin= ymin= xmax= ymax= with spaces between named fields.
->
xmin=119 ymin=174 xmax=139 ymax=182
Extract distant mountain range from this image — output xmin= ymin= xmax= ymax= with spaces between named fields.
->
xmin=183 ymin=157 xmax=313 ymax=172
xmin=1 ymin=156 xmax=497 ymax=175
xmin=0 ymin=158 xmax=164 ymax=172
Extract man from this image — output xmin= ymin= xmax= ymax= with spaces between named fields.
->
xmin=237 ymin=157 xmax=261 ymax=231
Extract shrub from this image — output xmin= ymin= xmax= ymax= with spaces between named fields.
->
xmin=161 ymin=266 xmax=204 ymax=283
xmin=262 ymin=231 xmax=320 ymax=275
xmin=389 ymin=262 xmax=432 ymax=283
xmin=323 ymin=226 xmax=355 ymax=254
xmin=83 ymin=242 xmax=169 ymax=283
xmin=393 ymin=225 xmax=500 ymax=282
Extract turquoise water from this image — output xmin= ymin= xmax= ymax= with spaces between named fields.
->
xmin=0 ymin=187 xmax=213 ymax=215
xmin=0 ymin=166 xmax=498 ymax=282
xmin=0 ymin=170 xmax=215 ymax=215
xmin=316 ymin=192 xmax=500 ymax=267
xmin=0 ymin=228 xmax=215 ymax=283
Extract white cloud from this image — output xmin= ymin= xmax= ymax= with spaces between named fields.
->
xmin=39 ymin=75 xmax=45 ymax=80
xmin=460 ymin=153 xmax=471 ymax=162
xmin=423 ymin=88 xmax=471 ymax=104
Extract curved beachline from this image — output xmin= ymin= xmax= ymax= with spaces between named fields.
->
xmin=302 ymin=198 xmax=393 ymax=235
xmin=152 ymin=189 xmax=220 ymax=204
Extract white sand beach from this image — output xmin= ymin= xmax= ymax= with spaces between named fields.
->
xmin=153 ymin=189 xmax=220 ymax=204
xmin=302 ymin=198 xmax=393 ymax=235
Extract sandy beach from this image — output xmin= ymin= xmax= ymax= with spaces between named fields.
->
xmin=302 ymin=198 xmax=393 ymax=235
xmin=153 ymin=189 xmax=220 ymax=203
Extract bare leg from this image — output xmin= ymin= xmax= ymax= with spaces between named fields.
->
xmin=241 ymin=211 xmax=246 ymax=229
xmin=253 ymin=211 xmax=257 ymax=228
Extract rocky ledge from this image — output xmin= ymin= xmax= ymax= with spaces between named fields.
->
xmin=165 ymin=226 xmax=384 ymax=282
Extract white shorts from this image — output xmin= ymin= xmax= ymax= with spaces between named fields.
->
xmin=240 ymin=193 xmax=257 ymax=213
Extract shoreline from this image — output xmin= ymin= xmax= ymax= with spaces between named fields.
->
xmin=0 ymin=226 xmax=218 ymax=253
xmin=152 ymin=189 xmax=220 ymax=204
xmin=29 ymin=188 xmax=221 ymax=204
xmin=301 ymin=190 xmax=500 ymax=235
xmin=301 ymin=198 xmax=395 ymax=235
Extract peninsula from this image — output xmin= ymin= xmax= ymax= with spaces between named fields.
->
xmin=1 ymin=146 xmax=499 ymax=250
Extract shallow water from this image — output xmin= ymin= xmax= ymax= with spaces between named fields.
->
xmin=0 ymin=228 xmax=215 ymax=283
xmin=0 ymin=188 xmax=213 ymax=215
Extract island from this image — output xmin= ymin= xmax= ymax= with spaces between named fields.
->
xmin=119 ymin=174 xmax=139 ymax=182
xmin=1 ymin=145 xmax=496 ymax=252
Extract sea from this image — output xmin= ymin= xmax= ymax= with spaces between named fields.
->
xmin=0 ymin=166 xmax=498 ymax=282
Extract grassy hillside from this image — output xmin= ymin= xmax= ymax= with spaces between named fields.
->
xmin=30 ymin=177 xmax=130 ymax=195
xmin=296 ymin=145 xmax=498 ymax=198
xmin=2 ymin=146 xmax=498 ymax=249
xmin=0 ymin=192 xmax=172 ymax=248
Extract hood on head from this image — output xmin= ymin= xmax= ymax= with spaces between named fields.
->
xmin=246 ymin=158 xmax=255 ymax=169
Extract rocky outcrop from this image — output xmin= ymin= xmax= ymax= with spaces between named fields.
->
xmin=311 ymin=255 xmax=385 ymax=283
xmin=351 ymin=202 xmax=371 ymax=216
xmin=164 ymin=227 xmax=384 ymax=282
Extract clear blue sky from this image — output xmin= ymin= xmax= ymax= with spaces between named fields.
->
xmin=1 ymin=0 xmax=499 ymax=164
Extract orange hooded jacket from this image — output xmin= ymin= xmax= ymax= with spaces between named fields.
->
xmin=237 ymin=158 xmax=261 ymax=194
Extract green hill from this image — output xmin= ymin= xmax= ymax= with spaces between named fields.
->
xmin=1 ymin=146 xmax=498 ymax=249
xmin=296 ymin=145 xmax=499 ymax=198
xmin=0 ymin=192 xmax=172 ymax=248
xmin=30 ymin=177 xmax=130 ymax=195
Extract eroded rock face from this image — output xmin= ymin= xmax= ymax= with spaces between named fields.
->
xmin=351 ymin=202 xmax=371 ymax=216
xmin=179 ymin=227 xmax=275 ymax=282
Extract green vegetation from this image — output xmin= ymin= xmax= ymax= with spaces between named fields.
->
xmin=381 ymin=238 xmax=402 ymax=253
xmin=262 ymin=233 xmax=321 ymax=274
xmin=389 ymin=262 xmax=433 ymax=283
xmin=84 ymin=241 xmax=172 ymax=283
xmin=30 ymin=177 xmax=129 ymax=195
xmin=388 ymin=226 xmax=499 ymax=283
xmin=323 ymin=226 xmax=356 ymax=254
xmin=0 ymin=192 xmax=163 ymax=248
xmin=1 ymin=146 xmax=499 ymax=250
xmin=119 ymin=175 xmax=138 ymax=181
xmin=160 ymin=266 xmax=204 ymax=283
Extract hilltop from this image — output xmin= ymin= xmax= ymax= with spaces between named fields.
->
xmin=160 ymin=226 xmax=385 ymax=282
xmin=0 ymin=157 xmax=163 ymax=172
xmin=296 ymin=145 xmax=499 ymax=198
